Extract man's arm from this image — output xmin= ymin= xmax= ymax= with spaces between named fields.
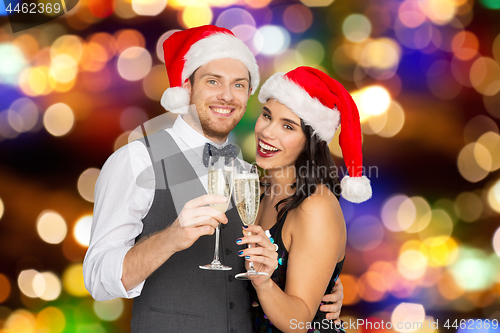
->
xmin=320 ymin=278 xmax=344 ymax=322
xmin=121 ymin=194 xmax=229 ymax=291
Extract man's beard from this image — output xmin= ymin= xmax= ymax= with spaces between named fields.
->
xmin=195 ymin=100 xmax=242 ymax=142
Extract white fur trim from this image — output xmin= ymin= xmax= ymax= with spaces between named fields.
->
xmin=340 ymin=175 xmax=372 ymax=203
xmin=258 ymin=73 xmax=340 ymax=142
xmin=161 ymin=87 xmax=190 ymax=113
xmin=182 ymin=33 xmax=260 ymax=94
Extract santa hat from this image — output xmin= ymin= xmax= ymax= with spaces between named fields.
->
xmin=161 ymin=25 xmax=260 ymax=113
xmin=258 ymin=66 xmax=372 ymax=203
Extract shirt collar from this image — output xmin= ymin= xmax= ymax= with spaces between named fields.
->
xmin=172 ymin=115 xmax=228 ymax=157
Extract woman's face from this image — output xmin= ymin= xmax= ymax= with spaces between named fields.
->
xmin=254 ymin=99 xmax=307 ymax=171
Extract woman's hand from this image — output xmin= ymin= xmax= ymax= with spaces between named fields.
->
xmin=236 ymin=224 xmax=278 ymax=287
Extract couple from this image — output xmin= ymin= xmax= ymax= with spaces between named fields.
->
xmin=83 ymin=25 xmax=372 ymax=332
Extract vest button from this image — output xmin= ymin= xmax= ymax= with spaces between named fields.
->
xmin=229 ymin=302 xmax=235 ymax=309
xmin=228 ymin=275 xmax=234 ymax=282
xmin=225 ymin=248 xmax=231 ymax=255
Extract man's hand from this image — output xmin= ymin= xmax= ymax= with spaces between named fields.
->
xmin=168 ymin=194 xmax=229 ymax=252
xmin=319 ymin=277 xmax=344 ymax=322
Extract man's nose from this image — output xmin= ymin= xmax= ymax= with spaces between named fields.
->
xmin=217 ymin=84 xmax=234 ymax=102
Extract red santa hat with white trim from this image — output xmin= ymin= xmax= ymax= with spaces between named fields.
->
xmin=258 ymin=66 xmax=372 ymax=203
xmin=160 ymin=25 xmax=260 ymax=113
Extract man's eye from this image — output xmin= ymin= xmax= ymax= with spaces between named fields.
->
xmin=208 ymin=80 xmax=217 ymax=84
xmin=235 ymin=83 xmax=244 ymax=88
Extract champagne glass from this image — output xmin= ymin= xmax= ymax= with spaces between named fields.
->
xmin=234 ymin=164 xmax=268 ymax=280
xmin=200 ymin=155 xmax=234 ymax=270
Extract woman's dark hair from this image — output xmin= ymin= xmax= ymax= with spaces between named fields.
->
xmin=273 ymin=120 xmax=341 ymax=223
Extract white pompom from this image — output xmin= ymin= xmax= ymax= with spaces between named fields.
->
xmin=340 ymin=175 xmax=372 ymax=203
xmin=160 ymin=87 xmax=190 ymax=113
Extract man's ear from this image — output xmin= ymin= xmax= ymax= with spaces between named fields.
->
xmin=182 ymin=79 xmax=192 ymax=94
xmin=248 ymin=86 xmax=253 ymax=97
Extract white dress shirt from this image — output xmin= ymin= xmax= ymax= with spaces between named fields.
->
xmin=83 ymin=116 xmax=232 ymax=301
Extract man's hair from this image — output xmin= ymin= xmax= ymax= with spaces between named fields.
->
xmin=188 ymin=68 xmax=252 ymax=93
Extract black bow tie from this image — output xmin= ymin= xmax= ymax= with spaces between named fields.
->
xmin=202 ymin=143 xmax=239 ymax=167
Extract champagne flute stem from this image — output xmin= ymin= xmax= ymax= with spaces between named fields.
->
xmin=247 ymin=231 xmax=256 ymax=271
xmin=212 ymin=223 xmax=221 ymax=263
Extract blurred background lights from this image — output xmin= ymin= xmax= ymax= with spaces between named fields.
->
xmin=398 ymin=0 xmax=427 ymax=28
xmin=215 ymin=8 xmax=256 ymax=30
xmin=470 ymin=57 xmax=500 ymax=96
xmin=63 ymin=264 xmax=89 ymax=297
xmin=33 ymin=272 xmax=62 ymax=301
xmin=0 ymin=43 xmax=27 ymax=84
xmin=493 ymin=227 xmax=500 ymax=258
xmin=117 ymin=47 xmax=152 ymax=81
xmin=463 ymin=115 xmax=499 ymax=143
xmin=132 ymin=0 xmax=167 ymax=16
xmin=418 ymin=209 xmax=453 ymax=246
xmin=36 ymin=307 xmax=65 ymax=333
xmin=477 ymin=132 xmax=500 ymax=171
xmin=143 ymin=65 xmax=169 ymax=101
xmin=348 ymin=215 xmax=384 ymax=251
xmin=451 ymin=248 xmax=496 ymax=291
xmin=77 ymin=168 xmax=101 ymax=203
xmin=4 ymin=309 xmax=36 ymax=333
xmin=353 ymin=86 xmax=391 ymax=120
xmin=93 ymin=298 xmax=124 ymax=321
xmin=398 ymin=249 xmax=428 ymax=280
xmin=36 ymin=210 xmax=68 ymax=244
xmin=295 ymin=39 xmax=325 ymax=66
xmin=115 ymin=30 xmax=146 ymax=54
xmin=391 ymin=303 xmax=426 ymax=333
xmin=49 ymin=54 xmax=78 ymax=83
xmin=182 ymin=5 xmax=213 ymax=28
xmin=343 ymin=14 xmax=372 ymax=43
xmin=300 ymin=0 xmax=334 ymax=7
xmin=253 ymin=25 xmax=291 ymax=56
xmin=74 ymin=215 xmax=93 ymax=247
xmin=18 ymin=269 xmax=41 ymax=298
xmin=0 ymin=273 xmax=11 ymax=303
xmin=120 ymin=106 xmax=149 ymax=131
xmin=7 ymin=98 xmax=39 ymax=133
xmin=283 ymin=4 xmax=313 ymax=33
xmin=419 ymin=0 xmax=457 ymax=26
xmin=458 ymin=143 xmax=491 ymax=182
xmin=0 ymin=197 xmax=4 ymax=220
xmin=50 ymin=35 xmax=84 ymax=63
xmin=43 ymin=103 xmax=75 ymax=137
xmin=479 ymin=0 xmax=500 ymax=10
xmin=487 ymin=179 xmax=500 ymax=213
xmin=454 ymin=192 xmax=483 ymax=222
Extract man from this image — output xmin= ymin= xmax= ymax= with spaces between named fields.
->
xmin=83 ymin=25 xmax=343 ymax=332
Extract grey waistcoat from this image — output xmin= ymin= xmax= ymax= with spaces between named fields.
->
xmin=131 ymin=130 xmax=252 ymax=333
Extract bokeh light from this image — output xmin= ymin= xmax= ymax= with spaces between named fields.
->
xmin=36 ymin=307 xmax=65 ymax=333
xmin=4 ymin=309 xmax=36 ymax=333
xmin=7 ymin=98 xmax=39 ymax=133
xmin=62 ymin=264 xmax=89 ymax=297
xmin=93 ymin=298 xmax=124 ymax=321
xmin=457 ymin=143 xmax=490 ymax=182
xmin=487 ymin=179 xmax=500 ymax=213
xmin=77 ymin=168 xmax=100 ymax=203
xmin=119 ymin=106 xmax=149 ymax=132
xmin=451 ymin=248 xmax=496 ymax=291
xmin=283 ymin=4 xmax=313 ymax=33
xmin=156 ymin=29 xmax=181 ymax=62
xmin=0 ymin=197 xmax=4 ymax=220
xmin=295 ymin=39 xmax=324 ymax=66
xmin=0 ymin=273 xmax=10 ymax=303
xmin=418 ymin=209 xmax=454 ymax=246
xmin=454 ymin=192 xmax=483 ymax=222
xmin=253 ymin=25 xmax=291 ymax=56
xmin=348 ymin=215 xmax=384 ymax=251
xmin=34 ymin=272 xmax=62 ymax=301
xmin=0 ymin=43 xmax=27 ymax=84
xmin=36 ymin=210 xmax=68 ymax=244
xmin=353 ymin=85 xmax=391 ymax=119
xmin=18 ymin=269 xmax=40 ymax=298
xmin=470 ymin=57 xmax=500 ymax=96
xmin=398 ymin=249 xmax=428 ymax=280
xmin=215 ymin=8 xmax=256 ymax=30
xmin=74 ymin=215 xmax=93 ymax=247
xmin=43 ymin=103 xmax=75 ymax=137
xmin=117 ymin=47 xmax=152 ymax=82
xmin=493 ymin=227 xmax=500 ymax=258
xmin=391 ymin=303 xmax=426 ymax=332
xmin=143 ymin=65 xmax=169 ymax=101
xmin=181 ymin=5 xmax=213 ymax=28
xmin=132 ymin=0 xmax=167 ymax=16
xmin=463 ymin=115 xmax=499 ymax=143
xmin=300 ymin=0 xmax=333 ymax=6
xmin=343 ymin=14 xmax=372 ymax=43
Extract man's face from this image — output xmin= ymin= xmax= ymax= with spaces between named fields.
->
xmin=182 ymin=58 xmax=252 ymax=143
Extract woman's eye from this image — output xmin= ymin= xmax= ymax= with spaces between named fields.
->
xmin=284 ymin=124 xmax=293 ymax=130
xmin=262 ymin=113 xmax=271 ymax=120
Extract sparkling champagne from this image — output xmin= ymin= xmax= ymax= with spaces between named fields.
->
xmin=234 ymin=173 xmax=260 ymax=225
xmin=208 ymin=168 xmax=233 ymax=212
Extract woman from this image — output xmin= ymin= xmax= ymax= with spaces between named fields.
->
xmin=237 ymin=66 xmax=372 ymax=333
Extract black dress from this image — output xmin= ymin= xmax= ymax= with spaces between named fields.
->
xmin=250 ymin=209 xmax=346 ymax=333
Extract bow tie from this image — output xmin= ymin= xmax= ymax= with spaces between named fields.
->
xmin=202 ymin=143 xmax=238 ymax=167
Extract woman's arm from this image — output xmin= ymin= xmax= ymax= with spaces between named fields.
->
xmin=250 ymin=186 xmax=346 ymax=332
